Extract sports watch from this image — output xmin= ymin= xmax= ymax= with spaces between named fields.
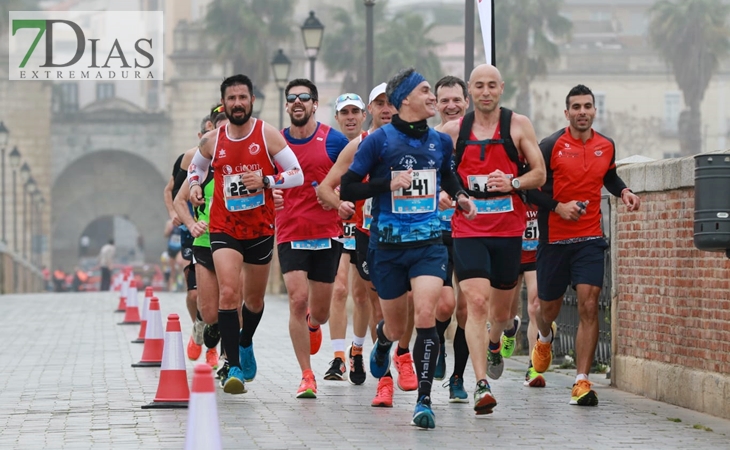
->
xmin=511 ymin=178 xmax=521 ymax=190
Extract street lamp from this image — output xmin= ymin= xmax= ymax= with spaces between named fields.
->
xmin=364 ymin=1 xmax=376 ymax=95
xmin=9 ymin=147 xmax=21 ymax=253
xmin=252 ymin=86 xmax=265 ymax=118
xmin=271 ymin=48 xmax=292 ymax=130
xmin=35 ymin=195 xmax=45 ymax=267
xmin=22 ymin=173 xmax=35 ymax=261
xmin=300 ymin=11 xmax=324 ymax=81
xmin=0 ymin=121 xmax=9 ymax=244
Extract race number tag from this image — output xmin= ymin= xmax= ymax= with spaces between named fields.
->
xmin=522 ymin=218 xmax=539 ymax=251
xmin=223 ymin=171 xmax=264 ymax=212
xmin=291 ymin=238 xmax=332 ymax=250
xmin=439 ymin=206 xmax=455 ymax=223
xmin=363 ymin=198 xmax=372 ymax=230
xmin=391 ymin=169 xmax=437 ymax=214
xmin=468 ymin=175 xmax=514 ymax=214
xmin=342 ymin=221 xmax=356 ymax=250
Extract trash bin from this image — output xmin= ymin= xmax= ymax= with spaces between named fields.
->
xmin=693 ymin=153 xmax=730 ymax=256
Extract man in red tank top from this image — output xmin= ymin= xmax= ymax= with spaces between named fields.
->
xmin=440 ymin=64 xmax=546 ymax=415
xmin=277 ymin=78 xmax=350 ymax=399
xmin=187 ymin=74 xmax=304 ymax=395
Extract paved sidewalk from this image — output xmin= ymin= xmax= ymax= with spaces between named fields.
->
xmin=0 ymin=291 xmax=729 ymax=449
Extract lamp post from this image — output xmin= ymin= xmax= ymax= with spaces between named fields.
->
xmin=24 ymin=176 xmax=37 ymax=261
xmin=364 ymin=0 xmax=376 ymax=95
xmin=271 ymin=48 xmax=292 ymax=130
xmin=20 ymin=168 xmax=32 ymax=261
xmin=0 ymin=122 xmax=8 ymax=244
xmin=9 ymin=147 xmax=21 ymax=253
xmin=35 ymin=195 xmax=45 ymax=268
xmin=300 ymin=11 xmax=324 ymax=82
xmin=252 ymin=86 xmax=265 ymax=118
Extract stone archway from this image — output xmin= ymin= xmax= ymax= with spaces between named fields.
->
xmin=52 ymin=150 xmax=168 ymax=271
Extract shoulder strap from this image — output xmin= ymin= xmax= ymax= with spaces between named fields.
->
xmin=454 ymin=111 xmax=475 ymax=172
xmin=499 ymin=107 xmax=519 ymax=166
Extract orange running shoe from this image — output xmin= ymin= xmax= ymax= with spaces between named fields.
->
xmin=371 ymin=376 xmax=394 ymax=407
xmin=205 ymin=347 xmax=219 ymax=370
xmin=570 ymin=379 xmax=598 ymax=406
xmin=392 ymin=351 xmax=418 ymax=391
xmin=296 ymin=370 xmax=317 ymax=399
xmin=187 ymin=335 xmax=202 ymax=361
xmin=307 ymin=313 xmax=322 ymax=355
xmin=531 ymin=339 xmax=553 ymax=373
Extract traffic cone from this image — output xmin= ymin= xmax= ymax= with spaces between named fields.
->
xmin=131 ymin=286 xmax=153 ymax=343
xmin=184 ymin=363 xmax=222 ymax=450
xmin=115 ymin=272 xmax=129 ymax=312
xmin=142 ymin=313 xmax=190 ymax=409
xmin=118 ymin=279 xmax=141 ymax=325
xmin=132 ymin=297 xmax=163 ymax=367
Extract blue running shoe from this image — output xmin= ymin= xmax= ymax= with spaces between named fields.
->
xmin=223 ymin=366 xmax=247 ymax=395
xmin=369 ymin=341 xmax=393 ymax=378
xmin=239 ymin=343 xmax=257 ymax=382
xmin=434 ymin=342 xmax=446 ymax=380
xmin=411 ymin=395 xmax=436 ymax=429
xmin=444 ymin=374 xmax=468 ymax=403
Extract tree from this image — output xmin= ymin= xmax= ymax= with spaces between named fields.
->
xmin=494 ymin=0 xmax=572 ymax=115
xmin=1 ymin=0 xmax=39 ymax=35
xmin=204 ymin=0 xmax=296 ymax=85
xmin=649 ymin=0 xmax=730 ymax=156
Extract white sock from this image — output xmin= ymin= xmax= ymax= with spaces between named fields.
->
xmin=332 ymin=339 xmax=346 ymax=353
xmin=352 ymin=335 xmax=366 ymax=348
xmin=576 ymin=373 xmax=589 ymax=382
xmin=538 ymin=329 xmax=553 ymax=343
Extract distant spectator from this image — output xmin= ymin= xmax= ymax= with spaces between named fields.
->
xmin=99 ymin=239 xmax=115 ymax=291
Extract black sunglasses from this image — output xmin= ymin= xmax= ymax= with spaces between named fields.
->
xmin=286 ymin=93 xmax=313 ymax=103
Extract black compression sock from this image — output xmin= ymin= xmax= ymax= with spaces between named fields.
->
xmin=239 ymin=304 xmax=264 ymax=348
xmin=413 ymin=326 xmax=439 ymax=399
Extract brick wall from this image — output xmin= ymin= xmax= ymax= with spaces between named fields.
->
xmin=613 ymin=151 xmax=730 ymax=419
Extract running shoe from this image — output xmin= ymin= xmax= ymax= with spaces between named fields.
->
xmin=392 ymin=351 xmax=418 ymax=391
xmin=223 ymin=366 xmax=246 ymax=395
xmin=444 ymin=374 xmax=468 ymax=403
xmin=307 ymin=313 xmax=322 ymax=355
xmin=192 ymin=318 xmax=205 ymax=346
xmin=371 ymin=376 xmax=394 ymax=407
xmin=369 ymin=340 xmax=393 ymax=379
xmin=531 ymin=338 xmax=553 ymax=373
xmin=473 ymin=379 xmax=497 ymax=415
xmin=411 ymin=395 xmax=435 ymax=429
xmin=205 ymin=347 xmax=219 ymax=370
xmin=324 ymin=357 xmax=346 ymax=381
xmin=347 ymin=345 xmax=366 ymax=386
xmin=570 ymin=379 xmax=598 ymax=406
xmin=500 ymin=315 xmax=521 ymax=358
xmin=434 ymin=342 xmax=446 ymax=381
xmin=216 ymin=361 xmax=229 ymax=388
xmin=524 ymin=366 xmax=546 ymax=387
xmin=296 ymin=371 xmax=317 ymax=399
xmin=486 ymin=347 xmax=504 ymax=380
xmin=186 ymin=335 xmax=202 ymax=361
xmin=239 ymin=343 xmax=257 ymax=382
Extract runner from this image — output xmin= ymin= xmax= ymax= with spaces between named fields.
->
xmin=188 ymin=74 xmax=304 ymax=394
xmin=432 ymin=75 xmax=470 ymax=403
xmin=277 ymin=78 xmax=349 ymax=399
xmin=340 ymin=68 xmax=477 ymax=429
xmin=440 ymin=63 xmax=546 ymax=415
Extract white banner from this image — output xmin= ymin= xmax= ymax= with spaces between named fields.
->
xmin=476 ymin=0 xmax=495 ymax=66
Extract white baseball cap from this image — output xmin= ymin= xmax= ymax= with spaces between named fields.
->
xmin=368 ymin=82 xmax=387 ymax=105
xmin=335 ymin=93 xmax=365 ymax=112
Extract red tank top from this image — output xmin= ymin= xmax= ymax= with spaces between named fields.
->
xmin=452 ymin=119 xmax=526 ymax=238
xmin=353 ymin=131 xmax=371 ymax=235
xmin=276 ymin=123 xmax=341 ymax=244
xmin=209 ymin=119 xmax=276 ymax=239
xmin=521 ymin=204 xmax=538 ymax=264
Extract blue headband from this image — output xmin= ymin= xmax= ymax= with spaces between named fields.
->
xmin=388 ymin=71 xmax=426 ymax=110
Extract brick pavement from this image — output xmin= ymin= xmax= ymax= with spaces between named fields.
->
xmin=0 ymin=291 xmax=729 ymax=449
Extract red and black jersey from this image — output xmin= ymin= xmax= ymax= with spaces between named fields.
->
xmin=537 ymin=127 xmax=617 ymax=243
xmin=352 ymin=130 xmax=371 ymax=235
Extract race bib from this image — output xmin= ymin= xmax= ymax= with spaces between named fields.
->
xmin=468 ymin=175 xmax=514 ymax=214
xmin=363 ymin=198 xmax=372 ymax=230
xmin=223 ymin=171 xmax=264 ymax=212
xmin=439 ymin=200 xmax=456 ymax=223
xmin=342 ymin=221 xmax=356 ymax=250
xmin=523 ymin=218 xmax=539 ymax=251
xmin=291 ymin=238 xmax=332 ymax=250
xmin=391 ymin=169 xmax=437 ymax=214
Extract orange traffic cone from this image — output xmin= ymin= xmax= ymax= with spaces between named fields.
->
xmin=131 ymin=286 xmax=153 ymax=343
xmin=115 ymin=272 xmax=129 ymax=312
xmin=118 ymin=279 xmax=141 ymax=325
xmin=184 ymin=363 xmax=222 ymax=450
xmin=142 ymin=314 xmax=190 ymax=409
xmin=132 ymin=297 xmax=163 ymax=367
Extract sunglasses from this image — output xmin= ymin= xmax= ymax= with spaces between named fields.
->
xmin=286 ymin=93 xmax=313 ymax=103
xmin=212 ymin=105 xmax=224 ymax=113
xmin=336 ymin=93 xmax=363 ymax=104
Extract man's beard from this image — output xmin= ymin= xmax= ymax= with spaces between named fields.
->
xmin=289 ymin=110 xmax=311 ymax=127
xmin=226 ymin=107 xmax=252 ymax=126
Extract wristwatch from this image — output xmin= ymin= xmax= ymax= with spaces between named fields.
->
xmin=511 ymin=178 xmax=521 ymax=190
xmin=262 ymin=175 xmax=271 ymax=189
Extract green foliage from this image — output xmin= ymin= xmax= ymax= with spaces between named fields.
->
xmin=667 ymin=417 xmax=682 ymax=423
xmin=693 ymin=424 xmax=713 ymax=432
xmin=205 ymin=0 xmax=297 ymax=85
xmin=1 ymin=0 xmax=40 ymax=35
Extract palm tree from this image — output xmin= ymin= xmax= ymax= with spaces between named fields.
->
xmin=204 ymin=0 xmax=296 ymax=85
xmin=494 ymin=0 xmax=572 ymax=115
xmin=649 ymin=0 xmax=730 ymax=156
